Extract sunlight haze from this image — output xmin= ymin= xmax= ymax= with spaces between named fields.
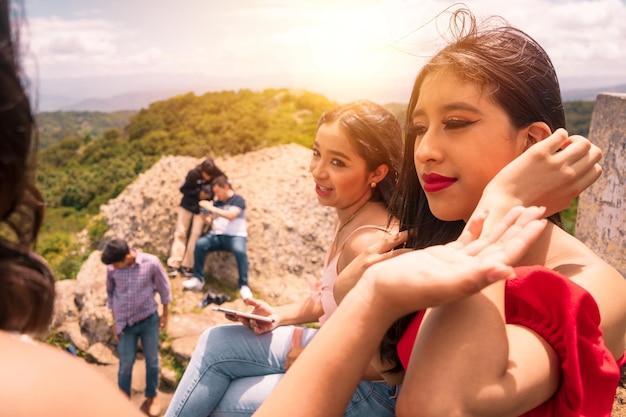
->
xmin=21 ymin=0 xmax=626 ymax=110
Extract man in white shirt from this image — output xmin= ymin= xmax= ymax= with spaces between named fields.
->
xmin=183 ymin=176 xmax=252 ymax=301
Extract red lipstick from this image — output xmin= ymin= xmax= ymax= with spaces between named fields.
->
xmin=421 ymin=172 xmax=457 ymax=193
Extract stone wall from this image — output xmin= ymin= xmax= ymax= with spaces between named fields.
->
xmin=575 ymin=93 xmax=626 ymax=278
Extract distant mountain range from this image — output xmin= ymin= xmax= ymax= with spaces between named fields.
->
xmin=34 ymin=72 xmax=626 ymax=113
xmin=561 ymin=83 xmax=626 ymax=102
xmin=60 ymin=90 xmax=185 ymax=113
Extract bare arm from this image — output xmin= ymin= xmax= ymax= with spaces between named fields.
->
xmin=333 ymin=130 xmax=603 ymax=388
xmin=200 ymin=200 xmax=242 ymax=221
xmin=393 ymin=132 xmax=604 ymax=416
xmin=253 ymin=207 xmax=547 ymax=417
xmin=1 ymin=331 xmax=144 ymax=417
xmin=160 ymin=303 xmax=168 ymax=329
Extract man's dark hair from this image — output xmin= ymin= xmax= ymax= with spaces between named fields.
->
xmin=101 ymin=239 xmax=130 ymax=264
xmin=212 ymin=175 xmax=230 ymax=189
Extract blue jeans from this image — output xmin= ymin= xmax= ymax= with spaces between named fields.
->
xmin=194 ymin=234 xmax=249 ymax=287
xmin=116 ymin=312 xmax=160 ymax=398
xmin=165 ymin=325 xmax=397 ymax=417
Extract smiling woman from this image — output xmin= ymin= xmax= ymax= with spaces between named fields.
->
xmin=252 ymin=7 xmax=625 ymax=417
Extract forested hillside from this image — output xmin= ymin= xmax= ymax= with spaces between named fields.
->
xmin=38 ymin=89 xmax=334 ymax=213
xmin=564 ymin=101 xmax=595 ymax=136
xmin=34 ymin=91 xmax=594 ymax=281
xmin=36 ymin=88 xmax=335 ymax=279
xmin=36 ymin=110 xmax=136 ymax=149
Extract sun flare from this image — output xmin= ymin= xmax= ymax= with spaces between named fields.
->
xmin=306 ymin=7 xmax=391 ymax=77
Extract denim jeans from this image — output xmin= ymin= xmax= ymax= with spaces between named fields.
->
xmin=193 ymin=234 xmax=249 ymax=287
xmin=116 ymin=312 xmax=160 ymax=398
xmin=165 ymin=325 xmax=397 ymax=417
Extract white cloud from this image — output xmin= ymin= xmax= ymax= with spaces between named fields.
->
xmin=507 ymin=0 xmax=626 ymax=78
xmin=22 ymin=0 xmax=626 ymax=103
xmin=24 ymin=16 xmax=123 ymax=78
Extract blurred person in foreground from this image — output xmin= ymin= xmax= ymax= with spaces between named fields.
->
xmin=0 ymin=1 xmax=145 ymax=415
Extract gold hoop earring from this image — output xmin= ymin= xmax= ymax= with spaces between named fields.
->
xmin=370 ymin=182 xmax=377 ymax=188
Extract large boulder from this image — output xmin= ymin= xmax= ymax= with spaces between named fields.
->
xmin=52 ymin=144 xmax=335 ymax=364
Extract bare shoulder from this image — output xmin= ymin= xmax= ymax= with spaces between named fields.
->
xmin=0 ymin=331 xmax=143 ymax=417
xmin=345 ymin=223 xmax=395 ymax=257
xmin=338 ymin=205 xmax=395 ymax=271
xmin=560 ymin=259 xmax=626 ymax=358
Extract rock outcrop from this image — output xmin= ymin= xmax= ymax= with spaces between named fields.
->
xmin=52 ymin=143 xmax=335 ymax=375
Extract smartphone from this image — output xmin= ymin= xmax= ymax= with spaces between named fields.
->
xmin=211 ymin=307 xmax=275 ymax=323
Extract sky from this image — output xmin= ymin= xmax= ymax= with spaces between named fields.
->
xmin=19 ymin=0 xmax=626 ymax=109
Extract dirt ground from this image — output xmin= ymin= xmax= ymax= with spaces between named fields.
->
xmin=89 ymin=358 xmax=174 ymax=416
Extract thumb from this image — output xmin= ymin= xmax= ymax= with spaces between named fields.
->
xmin=245 ymin=297 xmax=262 ymax=308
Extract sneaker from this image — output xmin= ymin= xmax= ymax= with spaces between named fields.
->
xmin=239 ymin=285 xmax=253 ymax=301
xmin=167 ymin=266 xmax=179 ymax=277
xmin=215 ymin=293 xmax=231 ymax=305
xmin=180 ymin=267 xmax=194 ymax=278
xmin=182 ymin=277 xmax=204 ymax=291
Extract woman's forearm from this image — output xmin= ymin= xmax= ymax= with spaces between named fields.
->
xmin=254 ymin=287 xmax=393 ymax=417
xmin=255 ymin=207 xmax=547 ymax=417
xmin=274 ymin=297 xmax=324 ymax=326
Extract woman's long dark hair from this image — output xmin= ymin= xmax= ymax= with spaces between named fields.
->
xmin=0 ymin=0 xmax=55 ymax=336
xmin=380 ymin=7 xmax=565 ymax=373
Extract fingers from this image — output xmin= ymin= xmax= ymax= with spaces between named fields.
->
xmin=532 ymin=130 xmax=602 ymax=175
xmin=483 ymin=218 xmax=548 ymax=267
xmin=541 ymin=128 xmax=571 ymax=153
xmin=355 ymin=230 xmax=409 ymax=266
xmin=225 ymin=313 xmax=240 ymax=323
xmin=551 ymin=134 xmax=602 ymax=186
xmin=461 ymin=206 xmax=545 ymax=256
xmin=496 ymin=206 xmax=546 ymax=244
xmin=369 ymin=230 xmax=408 ymax=254
xmin=385 ymin=230 xmax=409 ymax=249
xmin=244 ymin=298 xmax=263 ymax=309
xmin=455 ymin=209 xmax=489 ymax=247
xmin=459 ymin=206 xmax=525 ymax=253
xmin=560 ymin=137 xmax=602 ymax=193
xmin=365 ymin=231 xmax=411 ymax=263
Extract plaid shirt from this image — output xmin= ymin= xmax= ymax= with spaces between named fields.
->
xmin=106 ymin=250 xmax=172 ymax=334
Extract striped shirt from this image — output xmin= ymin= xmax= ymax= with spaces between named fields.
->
xmin=106 ymin=250 xmax=172 ymax=334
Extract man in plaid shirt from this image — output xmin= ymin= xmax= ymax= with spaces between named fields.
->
xmin=102 ymin=239 xmax=172 ymax=417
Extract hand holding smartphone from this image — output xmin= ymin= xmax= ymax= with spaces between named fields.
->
xmin=212 ymin=307 xmax=275 ymax=323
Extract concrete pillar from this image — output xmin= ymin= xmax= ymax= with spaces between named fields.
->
xmin=575 ymin=93 xmax=626 ymax=278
